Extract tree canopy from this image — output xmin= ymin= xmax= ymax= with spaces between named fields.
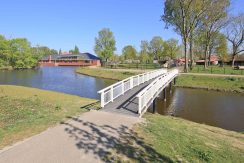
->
xmin=225 ymin=13 xmax=244 ymax=67
xmin=94 ymin=28 xmax=116 ymax=62
xmin=148 ymin=36 xmax=165 ymax=60
xmin=122 ymin=45 xmax=137 ymax=60
xmin=164 ymin=39 xmax=180 ymax=59
xmin=0 ymin=35 xmax=57 ymax=69
xmin=69 ymin=45 xmax=80 ymax=54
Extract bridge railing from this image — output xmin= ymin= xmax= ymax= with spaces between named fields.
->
xmin=136 ymin=69 xmax=178 ymax=117
xmin=98 ymin=69 xmax=167 ymax=107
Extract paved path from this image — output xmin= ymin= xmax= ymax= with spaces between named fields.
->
xmin=180 ymin=72 xmax=244 ymax=78
xmin=101 ymin=78 xmax=155 ymax=117
xmin=0 ymin=111 xmax=142 ymax=163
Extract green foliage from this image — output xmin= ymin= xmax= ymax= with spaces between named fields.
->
xmin=0 ymin=34 xmax=57 ymax=69
xmin=59 ymin=49 xmax=62 ymax=55
xmin=69 ymin=45 xmax=80 ymax=54
xmin=149 ymin=36 xmax=165 ymax=60
xmin=139 ymin=40 xmax=150 ymax=63
xmin=122 ymin=45 xmax=137 ymax=60
xmin=32 ymin=46 xmax=58 ymax=60
xmin=94 ymin=28 xmax=116 ymax=62
xmin=164 ymin=38 xmax=180 ymax=59
xmin=216 ymin=33 xmax=229 ymax=62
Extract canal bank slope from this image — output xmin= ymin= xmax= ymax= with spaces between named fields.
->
xmin=0 ymin=85 xmax=243 ymax=162
xmin=76 ymin=67 xmax=244 ymax=93
xmin=112 ymin=113 xmax=244 ymax=162
xmin=176 ymin=74 xmax=244 ymax=93
xmin=76 ymin=67 xmax=144 ymax=81
xmin=0 ymin=85 xmax=97 ymax=149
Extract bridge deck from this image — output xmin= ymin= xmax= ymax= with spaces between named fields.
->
xmin=100 ymin=78 xmax=155 ymax=117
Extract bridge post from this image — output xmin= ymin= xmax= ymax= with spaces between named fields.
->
xmin=130 ymin=77 xmax=133 ymax=89
xmin=169 ymin=82 xmax=172 ymax=94
xmin=153 ymin=99 xmax=156 ymax=113
xmin=174 ymin=77 xmax=176 ymax=85
xmin=101 ymin=92 xmax=104 ymax=107
xmin=122 ymin=82 xmax=124 ymax=95
xmin=163 ymin=88 xmax=166 ymax=101
xmin=111 ymin=88 xmax=114 ymax=102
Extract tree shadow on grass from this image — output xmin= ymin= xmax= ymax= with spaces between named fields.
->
xmin=61 ymin=116 xmax=173 ymax=163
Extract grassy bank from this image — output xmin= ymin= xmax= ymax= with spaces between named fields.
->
xmin=0 ymin=66 xmax=13 ymax=70
xmin=112 ymin=114 xmax=244 ymax=162
xmin=116 ymin=63 xmax=160 ymax=69
xmin=175 ymin=75 xmax=244 ymax=93
xmin=190 ymin=65 xmax=244 ymax=75
xmin=76 ymin=67 xmax=140 ymax=81
xmin=0 ymin=85 xmax=97 ymax=149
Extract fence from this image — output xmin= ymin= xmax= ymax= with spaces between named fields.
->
xmin=98 ymin=69 xmax=167 ymax=107
xmin=136 ymin=69 xmax=179 ymax=117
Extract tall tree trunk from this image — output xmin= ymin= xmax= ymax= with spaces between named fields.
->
xmin=208 ymin=47 xmax=212 ymax=66
xmin=204 ymin=43 xmax=209 ymax=69
xmin=189 ymin=37 xmax=193 ymax=70
xmin=232 ymin=54 xmax=236 ymax=68
xmin=184 ymin=38 xmax=188 ymax=73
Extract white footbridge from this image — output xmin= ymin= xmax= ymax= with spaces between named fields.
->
xmin=98 ymin=69 xmax=178 ymax=117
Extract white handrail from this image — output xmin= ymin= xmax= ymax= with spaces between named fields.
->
xmin=98 ymin=68 xmax=167 ymax=107
xmin=137 ymin=69 xmax=178 ymax=117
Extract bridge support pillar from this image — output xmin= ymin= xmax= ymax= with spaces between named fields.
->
xmin=163 ymin=88 xmax=166 ymax=101
xmin=169 ymin=82 xmax=172 ymax=94
xmin=174 ymin=77 xmax=176 ymax=85
xmin=153 ymin=99 xmax=156 ymax=113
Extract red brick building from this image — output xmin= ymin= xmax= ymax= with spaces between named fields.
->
xmin=39 ymin=53 xmax=101 ymax=67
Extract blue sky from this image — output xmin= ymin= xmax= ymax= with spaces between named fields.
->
xmin=0 ymin=0 xmax=243 ymax=54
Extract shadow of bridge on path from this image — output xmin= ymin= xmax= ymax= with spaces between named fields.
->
xmin=61 ymin=113 xmax=173 ymax=163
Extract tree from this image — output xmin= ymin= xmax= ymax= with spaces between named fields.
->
xmin=74 ymin=45 xmax=80 ymax=54
xmin=148 ymin=36 xmax=165 ymax=60
xmin=199 ymin=0 xmax=230 ymax=68
xmin=225 ymin=14 xmax=244 ymax=67
xmin=139 ymin=41 xmax=150 ymax=63
xmin=9 ymin=38 xmax=36 ymax=69
xmin=122 ymin=45 xmax=137 ymax=60
xmin=59 ymin=49 xmax=62 ymax=55
xmin=94 ymin=28 xmax=116 ymax=64
xmin=164 ymin=38 xmax=180 ymax=59
xmin=32 ymin=46 xmax=58 ymax=60
xmin=70 ymin=45 xmax=80 ymax=54
xmin=162 ymin=0 xmax=209 ymax=72
xmin=0 ymin=35 xmax=10 ymax=67
xmin=110 ymin=54 xmax=120 ymax=63
xmin=215 ymin=33 xmax=229 ymax=65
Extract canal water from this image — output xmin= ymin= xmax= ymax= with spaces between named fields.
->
xmin=149 ymin=87 xmax=244 ymax=132
xmin=0 ymin=67 xmax=114 ymax=99
xmin=0 ymin=67 xmax=243 ymax=132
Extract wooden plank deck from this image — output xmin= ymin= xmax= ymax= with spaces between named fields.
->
xmin=100 ymin=79 xmax=155 ymax=117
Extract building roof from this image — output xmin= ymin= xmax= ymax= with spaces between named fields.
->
xmin=41 ymin=53 xmax=100 ymax=60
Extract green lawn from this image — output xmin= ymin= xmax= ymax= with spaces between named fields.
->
xmin=190 ymin=65 xmax=244 ymax=75
xmin=111 ymin=113 xmax=244 ymax=162
xmin=0 ymin=85 xmax=97 ymax=149
xmin=116 ymin=63 xmax=161 ymax=70
xmin=76 ymin=67 xmax=140 ymax=80
xmin=176 ymin=75 xmax=244 ymax=93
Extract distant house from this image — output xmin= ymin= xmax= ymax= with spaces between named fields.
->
xmin=233 ymin=55 xmax=244 ymax=66
xmin=39 ymin=53 xmax=101 ymax=67
xmin=195 ymin=55 xmax=219 ymax=65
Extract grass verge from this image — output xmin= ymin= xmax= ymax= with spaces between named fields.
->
xmin=112 ymin=113 xmax=244 ymax=162
xmin=176 ymin=75 xmax=244 ymax=93
xmin=0 ymin=85 xmax=97 ymax=149
xmin=190 ymin=65 xmax=244 ymax=75
xmin=76 ymin=67 xmax=140 ymax=81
